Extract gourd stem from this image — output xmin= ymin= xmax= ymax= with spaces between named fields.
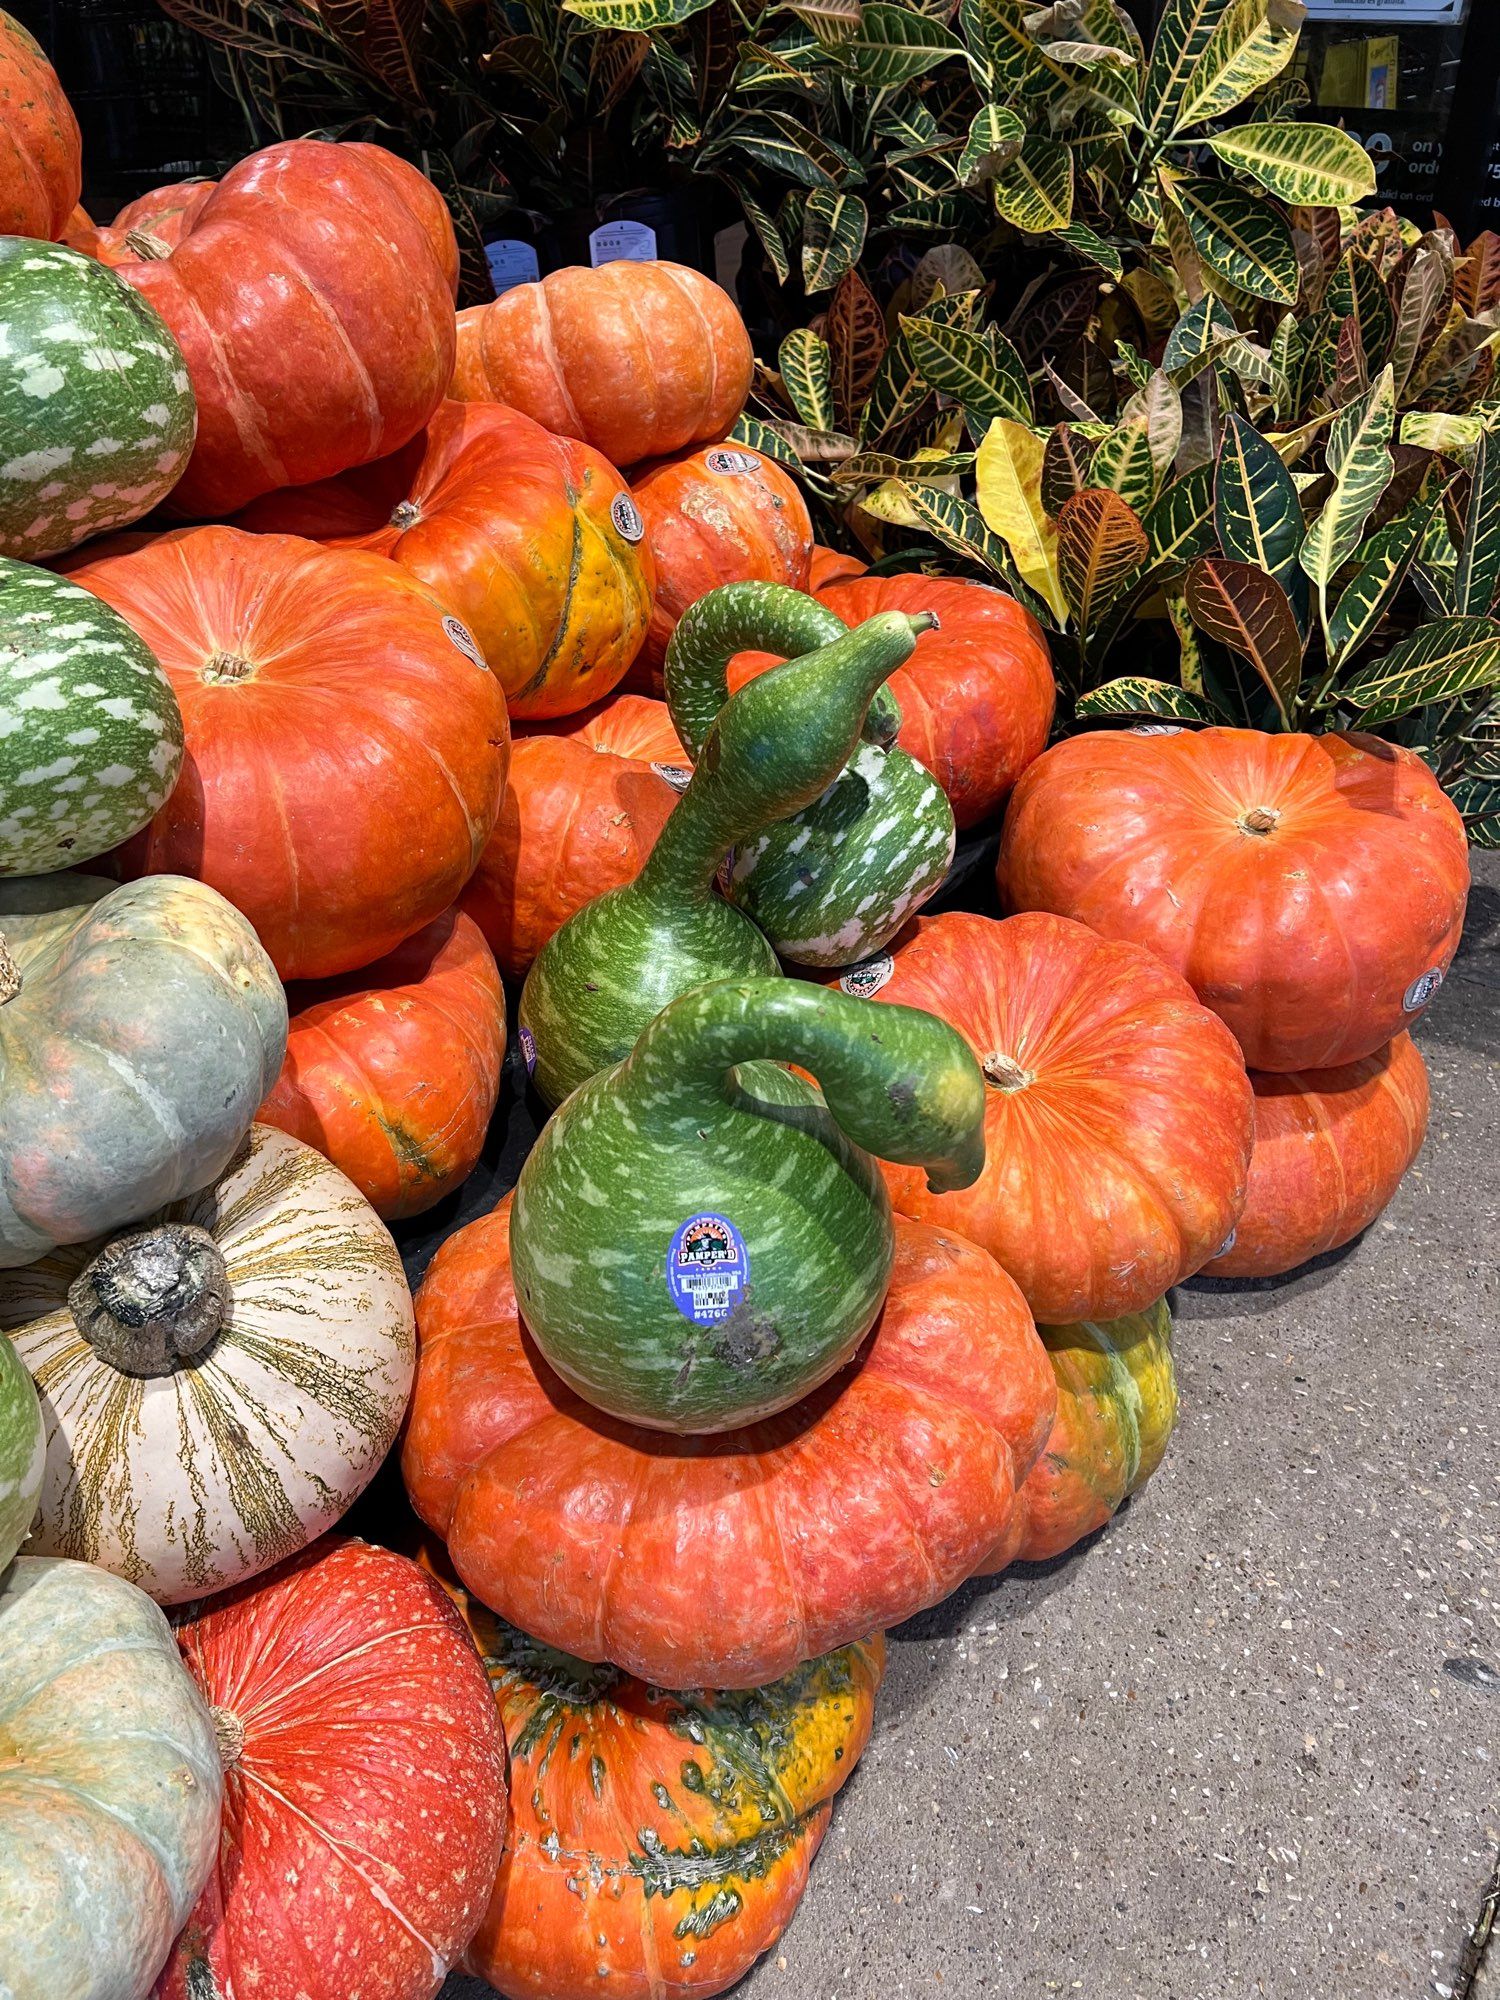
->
xmin=637 ymin=608 xmax=935 ymax=908
xmin=68 ymin=1223 xmax=230 ymax=1378
xmin=123 ymin=227 xmax=170 ymax=260
xmin=212 ymin=1706 xmax=246 ymax=1768
xmin=664 ymin=582 xmax=905 ymax=760
xmin=0 ymin=934 xmax=18 ymax=1004
xmin=625 ymin=978 xmax=986 ymax=1195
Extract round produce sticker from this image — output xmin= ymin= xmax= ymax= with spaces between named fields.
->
xmin=1403 ymin=967 xmax=1444 ymax=1014
xmin=704 ymin=448 xmax=762 ymax=475
xmin=611 ymin=493 xmax=645 ymax=542
xmin=667 ymin=1213 xmax=750 ymax=1326
xmin=840 ymin=954 xmax=895 ymax=999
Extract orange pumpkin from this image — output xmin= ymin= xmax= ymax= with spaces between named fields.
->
xmin=116 ymin=140 xmax=458 ymax=517
xmin=1203 ymin=1032 xmax=1430 ymax=1278
xmin=629 ymin=442 xmax=813 ymax=684
xmin=998 ymin=728 xmax=1470 ymax=1070
xmin=810 ymin=544 xmax=867 ymax=589
xmin=0 ymin=11 xmax=81 ymax=240
xmin=846 ymin=910 xmax=1253 ymax=1323
xmin=421 ymin=1544 xmax=883 ymax=2000
xmin=460 ymin=699 xmax=681 ymax=980
xmin=69 ymin=177 xmax=219 ymax=265
xmin=65 ymin=526 xmax=509 ymax=981
xmin=403 ymin=1196 xmax=1056 ymax=1688
xmin=258 ymin=908 xmax=507 ymax=1220
xmin=234 ymin=400 xmax=654 ymax=719
xmin=451 ymin=261 xmax=753 ymax=468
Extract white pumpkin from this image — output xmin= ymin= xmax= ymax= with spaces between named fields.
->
xmin=0 ymin=1124 xmax=415 ymax=1604
xmin=0 ymin=1556 xmax=222 ymax=2000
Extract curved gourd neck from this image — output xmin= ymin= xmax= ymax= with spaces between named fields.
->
xmin=615 ymin=977 xmax=987 ymax=1195
xmin=637 ymin=598 xmax=934 ymax=908
xmin=68 ymin=1222 xmax=230 ymax=1378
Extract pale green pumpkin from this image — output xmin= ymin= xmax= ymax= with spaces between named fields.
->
xmin=0 ymin=1329 xmax=41 ymax=1567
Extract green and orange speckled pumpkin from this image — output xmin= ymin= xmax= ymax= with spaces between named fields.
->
xmin=421 ymin=1545 xmax=882 ymax=2000
xmin=987 ymin=1298 xmax=1177 ymax=1570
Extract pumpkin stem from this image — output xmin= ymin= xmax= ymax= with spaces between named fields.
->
xmin=68 ymin=1222 xmax=230 ymax=1378
xmin=123 ymin=227 xmax=171 ymax=260
xmin=0 ymin=935 xmax=18 ymax=1004
xmin=982 ymin=1051 xmax=1033 ymax=1093
xmin=202 ymin=650 xmax=255 ymax=685
xmin=1239 ymin=806 xmax=1281 ymax=836
xmin=211 ymin=1705 xmax=246 ymax=1768
xmin=390 ymin=500 xmax=423 ymax=530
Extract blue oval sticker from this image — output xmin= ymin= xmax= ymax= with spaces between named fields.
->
xmin=667 ymin=1212 xmax=750 ymax=1326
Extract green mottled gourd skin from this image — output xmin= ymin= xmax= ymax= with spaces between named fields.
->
xmin=519 ymin=593 xmax=935 ymax=1108
xmin=511 ymin=975 xmax=987 ymax=1434
xmin=0 ymin=1331 xmax=43 ymax=1567
xmin=665 ymin=582 xmax=957 ymax=969
xmin=0 ymin=238 xmax=196 ymax=559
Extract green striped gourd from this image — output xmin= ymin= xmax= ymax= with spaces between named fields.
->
xmin=0 ymin=559 xmax=183 ymax=873
xmin=0 ymin=1328 xmax=42 ymax=1566
xmin=518 ymin=596 xmax=935 ymax=1107
xmin=511 ymin=975 xmax=986 ymax=1433
xmin=0 ymin=1557 xmax=222 ymax=2000
xmin=0 ymin=873 xmax=285 ymax=1266
xmin=0 ymin=237 xmax=196 ymax=558
xmin=665 ymin=582 xmax=956 ymax=967
xmin=0 ymin=1122 xmax=414 ymax=1604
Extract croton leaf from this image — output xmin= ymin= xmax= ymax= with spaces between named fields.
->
xmin=1456 ymin=231 xmax=1500 ymax=316
xmin=843 ymin=2 xmax=962 ymax=86
xmin=1172 ymin=0 xmax=1299 ymax=135
xmin=894 ymin=482 xmax=1046 ymax=611
xmin=827 ymin=267 xmax=888 ymax=430
xmin=1215 ymin=413 xmax=1308 ymax=625
xmin=739 ymin=184 xmax=791 ymax=286
xmin=1141 ymin=0 xmax=1235 ymax=141
xmin=779 ymin=327 xmax=837 ymax=432
xmin=1146 ymin=462 xmax=1218 ymax=573
xmin=901 ymin=316 xmax=1032 ymax=423
xmin=1327 ymin=480 xmax=1440 ymax=668
xmin=1042 ymin=424 xmax=1099 ymax=515
xmin=1327 ymin=250 xmax=1395 ymax=377
xmin=992 ymin=133 xmax=1075 ymax=233
xmin=785 ymin=0 xmax=863 ymax=44
xmin=1185 ymin=554 xmax=1304 ymax=725
xmin=1074 ymin=677 xmax=1218 ymax=721
xmin=1057 ymin=488 xmax=1150 ymax=635
xmin=976 ymin=418 xmax=1069 ymax=623
xmin=1455 ymin=425 xmax=1500 ymax=619
xmin=1172 ymin=177 xmax=1299 ymax=307
xmin=1052 ymin=221 xmax=1125 ymax=278
xmin=1339 ymin=616 xmax=1500 ymax=726
xmin=1091 ymin=373 xmax=1181 ymax=514
xmin=1209 ymin=121 xmax=1374 ymax=207
xmin=958 ymin=104 xmax=1025 ymax=184
xmin=802 ymin=188 xmax=868 ymax=292
xmin=729 ymin=411 xmax=810 ymax=470
xmin=1301 ymin=366 xmax=1396 ymax=597
xmin=1390 ymin=236 xmax=1456 ymax=403
xmin=1163 ymin=296 xmax=1240 ymax=385
xmin=562 ymin=0 xmax=716 ymax=22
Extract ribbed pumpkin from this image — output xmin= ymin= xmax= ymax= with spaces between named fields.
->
xmin=65 ymin=181 xmax=218 ymax=267
xmin=404 ymin=1197 xmax=1056 ymax=1687
xmin=461 ymin=706 xmax=680 ymax=981
xmin=452 ymin=261 xmax=753 ymax=468
xmin=847 ymin=910 xmax=1254 ymax=1323
xmin=157 ymin=1538 xmax=508 ymax=2000
xmin=1203 ymin=1032 xmax=1430 ymax=1279
xmin=809 ymin=545 xmax=866 ymax=589
xmin=233 ymin=400 xmax=655 ymax=720
xmin=0 ymin=1557 xmax=221 ymax=2000
xmin=259 ymin=908 xmax=507 ymax=1220
xmin=630 ymin=442 xmax=814 ymax=684
xmin=988 ymin=1299 xmax=1177 ymax=1570
xmin=0 ymin=10 xmax=81 ymax=241
xmin=0 ymin=1327 xmax=41 ymax=1566
xmin=0 ymin=1124 xmax=414 ymax=1604
xmin=0 ymin=873 xmax=286 ymax=1268
xmin=998 ymin=728 xmax=1470 ymax=1071
xmin=65 ymin=526 xmax=509 ymax=981
xmin=115 ymin=140 xmax=458 ymax=517
xmin=424 ymin=1546 xmax=882 ymax=2000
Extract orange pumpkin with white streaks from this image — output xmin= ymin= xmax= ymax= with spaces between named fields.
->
xmin=1203 ymin=1032 xmax=1430 ymax=1278
xmin=849 ymin=910 xmax=1253 ymax=1323
xmin=461 ymin=698 xmax=682 ymax=980
xmin=451 ymin=261 xmax=753 ymax=468
xmin=65 ymin=526 xmax=509 ymax=981
xmin=258 ymin=909 xmax=507 ymax=1220
xmin=419 ymin=1545 xmax=882 ymax=2000
xmin=233 ymin=400 xmax=655 ymax=719
xmin=402 ymin=1196 xmax=1055 ymax=1688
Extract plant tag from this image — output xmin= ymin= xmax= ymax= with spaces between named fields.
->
xmin=590 ymin=220 xmax=657 ymax=266
xmin=1403 ymin=967 xmax=1443 ymax=1013
xmin=667 ymin=1213 xmax=750 ymax=1326
xmin=484 ymin=239 xmax=540 ymax=296
xmin=704 ymin=448 xmax=761 ymax=475
xmin=840 ymin=954 xmax=895 ymax=998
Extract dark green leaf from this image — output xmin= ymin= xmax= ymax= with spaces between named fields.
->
xmin=1327 ymin=250 xmax=1395 ymax=377
xmin=901 ymin=316 xmax=1031 ymax=422
xmin=1146 ymin=463 xmax=1218 ymax=573
xmin=1455 ymin=425 xmax=1500 ymax=618
xmin=1043 ymin=425 xmax=1099 ymax=515
xmin=802 ymin=189 xmax=868 ymax=292
xmin=1327 ymin=483 xmax=1441 ymax=669
xmin=1185 ymin=555 xmax=1305 ymax=726
xmin=779 ymin=327 xmax=836 ymax=432
xmin=1163 ymin=296 xmax=1239 ymax=385
xmin=1340 ymin=616 xmax=1500 ymax=725
xmin=1074 ymin=678 xmax=1217 ymax=721
xmin=1173 ymin=178 xmax=1299 ymax=307
xmin=842 ymin=2 xmax=961 ymax=85
xmin=1215 ymin=413 xmax=1308 ymax=628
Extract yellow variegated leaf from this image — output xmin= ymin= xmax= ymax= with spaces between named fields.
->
xmin=992 ymin=132 xmax=1075 ymax=233
xmin=1399 ymin=411 xmax=1487 ymax=462
xmin=1301 ymin=364 xmax=1396 ymax=602
xmin=1174 ymin=0 xmax=1299 ymax=134
xmin=1208 ymin=122 xmax=1376 ymax=206
xmin=976 ymin=417 xmax=1069 ymax=623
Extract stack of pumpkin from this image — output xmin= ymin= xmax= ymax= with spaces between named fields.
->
xmin=0 ymin=15 xmax=1473 ymax=2000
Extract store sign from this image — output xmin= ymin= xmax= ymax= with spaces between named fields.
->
xmin=1303 ymin=0 xmax=1466 ymax=21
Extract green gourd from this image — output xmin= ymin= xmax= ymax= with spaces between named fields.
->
xmin=0 ymin=1330 xmax=42 ymax=1567
xmin=510 ymin=975 xmax=986 ymax=1434
xmin=518 ymin=592 xmax=935 ymax=1108
xmin=665 ymin=582 xmax=956 ymax=968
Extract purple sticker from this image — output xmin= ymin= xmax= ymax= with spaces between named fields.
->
xmin=667 ymin=1213 xmax=750 ymax=1325
xmin=519 ymin=1024 xmax=537 ymax=1076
